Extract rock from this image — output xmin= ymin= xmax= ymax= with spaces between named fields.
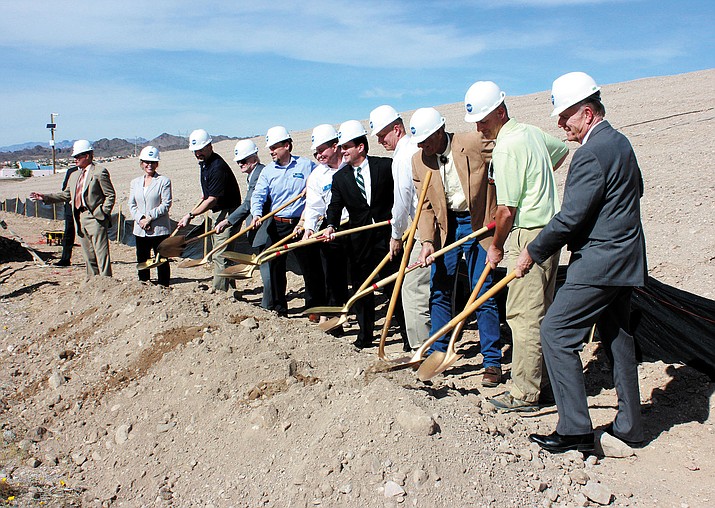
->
xmin=574 ymin=492 xmax=589 ymax=506
xmin=115 ymin=424 xmax=132 ymax=445
xmin=396 ymin=409 xmax=439 ymax=436
xmin=530 ymin=479 xmax=548 ymax=492
xmin=241 ymin=317 xmax=259 ymax=330
xmin=48 ymin=372 xmax=65 ymax=389
xmin=384 ymin=480 xmax=405 ymax=497
xmin=71 ymin=452 xmax=87 ymax=466
xmin=339 ymin=483 xmax=352 ymax=494
xmin=411 ymin=468 xmax=429 ymax=487
xmin=569 ymin=469 xmax=590 ymax=485
xmin=26 ymin=457 xmax=41 ymax=468
xmin=582 ymin=480 xmax=613 ymax=505
xmin=3 ymin=430 xmax=16 ymax=442
xmin=26 ymin=427 xmax=46 ymax=442
xmin=156 ymin=422 xmax=176 ymax=433
xmin=596 ymin=431 xmax=635 ymax=458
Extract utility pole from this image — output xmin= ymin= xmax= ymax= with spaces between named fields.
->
xmin=47 ymin=113 xmax=58 ymax=174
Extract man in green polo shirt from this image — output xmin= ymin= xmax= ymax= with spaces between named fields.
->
xmin=464 ymin=81 xmax=569 ymax=412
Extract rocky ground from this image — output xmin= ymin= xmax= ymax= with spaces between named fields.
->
xmin=0 ymin=69 xmax=713 ymax=507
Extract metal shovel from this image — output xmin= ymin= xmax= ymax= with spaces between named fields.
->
xmin=177 ymin=191 xmax=305 ymax=269
xmin=416 ymin=263 xmax=492 ymax=381
xmin=376 ymin=271 xmax=517 ymax=372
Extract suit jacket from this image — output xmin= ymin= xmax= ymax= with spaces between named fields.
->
xmin=327 ymin=155 xmax=394 ymax=259
xmin=527 ymin=121 xmax=646 ymax=286
xmin=128 ymin=174 xmax=172 ymax=237
xmin=44 ymin=163 xmax=116 ymax=236
xmin=412 ymin=131 xmax=496 ymax=250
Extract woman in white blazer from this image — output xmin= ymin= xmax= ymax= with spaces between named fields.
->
xmin=128 ymin=146 xmax=173 ymax=286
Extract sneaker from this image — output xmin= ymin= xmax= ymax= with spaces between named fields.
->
xmin=481 ymin=366 xmax=502 ymax=387
xmin=488 ymin=392 xmax=539 ymax=413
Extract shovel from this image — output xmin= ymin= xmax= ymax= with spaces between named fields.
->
xmin=309 ymin=221 xmax=496 ymax=329
xmin=0 ymin=219 xmax=47 ymax=266
xmin=416 ymin=263 xmax=491 ymax=381
xmin=313 ymin=234 xmax=408 ymax=332
xmin=377 ymin=171 xmax=432 ymax=360
xmin=155 ymin=198 xmax=208 ymax=257
xmin=177 ymin=191 xmax=305 ymax=269
xmin=376 ymin=271 xmax=517 ymax=372
xmin=136 ymin=224 xmax=184 ymax=271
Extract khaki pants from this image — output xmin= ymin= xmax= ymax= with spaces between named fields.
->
xmin=211 ymin=209 xmax=239 ymax=291
xmin=78 ymin=211 xmax=112 ymax=277
xmin=504 ymin=227 xmax=559 ymax=403
xmin=401 ymin=241 xmax=431 ymax=348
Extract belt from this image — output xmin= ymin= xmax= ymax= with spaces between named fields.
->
xmin=274 ymin=216 xmax=300 ymax=224
xmin=449 ymin=210 xmax=470 ymax=218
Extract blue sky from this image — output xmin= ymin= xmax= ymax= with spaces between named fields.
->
xmin=1 ymin=0 xmax=713 ymax=147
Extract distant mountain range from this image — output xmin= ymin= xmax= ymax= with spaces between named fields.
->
xmin=0 ymin=134 xmax=238 ymax=162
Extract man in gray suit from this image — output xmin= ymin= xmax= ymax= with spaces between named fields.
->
xmin=31 ymin=139 xmax=116 ymax=277
xmin=518 ymin=72 xmax=646 ymax=453
xmin=215 ymin=139 xmax=273 ymax=309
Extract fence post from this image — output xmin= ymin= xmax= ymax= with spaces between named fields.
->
xmin=15 ymin=195 xmax=19 ymax=214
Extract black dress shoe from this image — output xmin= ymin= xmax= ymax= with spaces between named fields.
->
xmin=352 ymin=338 xmax=374 ymax=349
xmin=603 ymin=423 xmax=644 ymax=448
xmin=529 ymin=431 xmax=594 ymax=453
xmin=54 ymin=259 xmax=71 ymax=267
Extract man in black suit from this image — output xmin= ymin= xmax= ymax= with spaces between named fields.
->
xmin=324 ymin=120 xmax=405 ymax=348
xmin=518 ymin=72 xmax=646 ymax=453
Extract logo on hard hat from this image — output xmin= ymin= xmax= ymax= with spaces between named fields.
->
xmin=311 ymin=135 xmax=315 ymax=142
xmin=551 ymin=95 xmax=555 ymax=105
xmin=466 ymin=103 xmax=473 ymax=113
xmin=410 ymin=127 xmax=416 ymax=135
xmin=338 ymin=132 xmax=343 ymax=139
xmin=191 ymin=139 xmax=196 ymax=145
xmin=369 ymin=121 xmax=374 ymax=128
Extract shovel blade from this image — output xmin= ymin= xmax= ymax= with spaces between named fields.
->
xmin=177 ymin=258 xmax=208 ymax=268
xmin=431 ymin=353 xmax=463 ymax=378
xmin=303 ymin=305 xmax=347 ymax=315
xmin=221 ymin=251 xmax=257 ymax=264
xmin=218 ymin=265 xmax=254 ymax=278
xmin=136 ymin=258 xmax=168 ymax=271
xmin=416 ymin=351 xmax=446 ymax=381
xmin=319 ymin=315 xmax=346 ymax=332
xmin=157 ymin=236 xmax=187 ymax=256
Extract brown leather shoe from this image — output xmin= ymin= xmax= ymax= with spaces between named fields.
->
xmin=482 ymin=366 xmax=502 ymax=387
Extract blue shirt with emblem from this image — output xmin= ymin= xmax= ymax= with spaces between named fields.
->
xmin=250 ymin=155 xmax=315 ymax=219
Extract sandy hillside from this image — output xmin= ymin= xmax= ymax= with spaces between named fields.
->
xmin=0 ymin=69 xmax=713 ymax=507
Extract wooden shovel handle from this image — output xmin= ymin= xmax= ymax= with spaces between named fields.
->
xmin=378 ymin=170 xmax=432 ymax=359
xmin=447 ymin=263 xmax=492 ymax=351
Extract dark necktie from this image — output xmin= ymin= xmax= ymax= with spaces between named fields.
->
xmin=355 ymin=166 xmax=367 ymax=201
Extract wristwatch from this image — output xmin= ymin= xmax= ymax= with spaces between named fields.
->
xmin=188 ymin=212 xmax=195 ymax=219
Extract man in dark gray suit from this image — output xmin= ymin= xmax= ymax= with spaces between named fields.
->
xmin=215 ymin=139 xmax=272 ymax=309
xmin=516 ymin=72 xmax=646 ymax=453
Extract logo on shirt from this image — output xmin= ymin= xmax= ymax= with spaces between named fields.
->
xmin=292 ymin=172 xmax=305 ymax=179
xmin=322 ymin=183 xmax=332 ymax=192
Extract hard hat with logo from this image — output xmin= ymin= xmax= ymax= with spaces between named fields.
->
xmin=139 ymin=146 xmax=160 ymax=162
xmin=337 ymin=120 xmax=368 ymax=145
xmin=369 ymin=105 xmax=400 ymax=136
xmin=311 ymin=124 xmax=339 ymax=151
xmin=550 ymin=72 xmax=600 ymax=117
xmin=188 ymin=129 xmax=212 ymax=151
xmin=409 ymin=108 xmax=445 ymax=143
xmin=464 ymin=81 xmax=506 ymax=122
xmin=265 ymin=126 xmax=291 ymax=147
xmin=234 ymin=139 xmax=258 ymax=162
xmin=71 ymin=139 xmax=93 ymax=157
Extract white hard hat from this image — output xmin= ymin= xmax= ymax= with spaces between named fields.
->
xmin=409 ymin=108 xmax=445 ymax=143
xmin=311 ymin=124 xmax=339 ymax=151
xmin=337 ymin=120 xmax=368 ymax=145
xmin=265 ymin=126 xmax=291 ymax=147
xmin=234 ymin=139 xmax=258 ymax=162
xmin=71 ymin=139 xmax=93 ymax=157
xmin=464 ymin=81 xmax=506 ymax=122
xmin=550 ymin=72 xmax=601 ymax=117
xmin=139 ymin=146 xmax=160 ymax=162
xmin=369 ymin=105 xmax=400 ymax=136
xmin=189 ymin=129 xmax=212 ymax=151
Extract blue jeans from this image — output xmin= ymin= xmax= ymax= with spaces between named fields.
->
xmin=428 ymin=213 xmax=501 ymax=367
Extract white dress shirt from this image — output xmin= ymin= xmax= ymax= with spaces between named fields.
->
xmin=390 ymin=135 xmax=419 ymax=239
xmin=304 ymin=162 xmax=349 ymax=232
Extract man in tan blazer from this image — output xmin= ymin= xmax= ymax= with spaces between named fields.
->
xmin=410 ymin=107 xmax=501 ymax=386
xmin=31 ymin=139 xmax=116 ymax=276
